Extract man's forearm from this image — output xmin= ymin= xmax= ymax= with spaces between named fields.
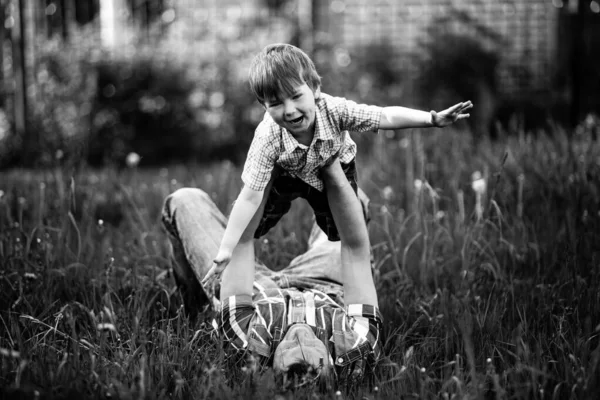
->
xmin=379 ymin=106 xmax=434 ymax=130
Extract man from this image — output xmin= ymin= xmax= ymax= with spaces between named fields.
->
xmin=161 ymin=160 xmax=383 ymax=389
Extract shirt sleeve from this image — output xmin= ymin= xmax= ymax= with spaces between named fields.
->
xmin=346 ymin=304 xmax=383 ymax=351
xmin=331 ymin=303 xmax=384 ymax=367
xmin=241 ymin=120 xmax=279 ymax=192
xmin=330 ymin=96 xmax=383 ymax=134
xmin=220 ymin=294 xmax=255 ymax=351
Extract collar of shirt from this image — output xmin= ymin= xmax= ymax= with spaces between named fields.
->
xmin=280 ymin=98 xmax=336 ymax=155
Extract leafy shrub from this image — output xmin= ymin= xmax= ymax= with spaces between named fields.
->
xmin=416 ymin=8 xmax=503 ymax=136
xmin=2 ymin=12 xmax=296 ymax=168
xmin=0 ymin=28 xmax=98 ymax=168
xmin=87 ymin=13 xmax=296 ymax=166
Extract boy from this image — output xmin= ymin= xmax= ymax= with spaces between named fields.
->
xmin=202 ymin=43 xmax=472 ymax=302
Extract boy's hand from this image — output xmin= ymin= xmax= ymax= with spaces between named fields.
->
xmin=431 ymin=101 xmax=473 ymax=127
xmin=201 ymin=250 xmax=232 ymax=288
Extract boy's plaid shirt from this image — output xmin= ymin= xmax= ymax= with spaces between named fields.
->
xmin=241 ymin=93 xmax=383 ymax=192
xmin=219 ymin=285 xmax=383 ymax=369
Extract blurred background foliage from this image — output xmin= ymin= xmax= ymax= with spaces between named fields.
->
xmin=0 ymin=0 xmax=598 ymax=168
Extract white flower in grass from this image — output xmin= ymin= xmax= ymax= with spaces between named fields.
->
xmin=471 ymin=171 xmax=486 ymax=195
xmin=126 ymin=152 xmax=141 ymax=168
xmin=97 ymin=323 xmax=117 ymax=332
xmin=24 ymin=272 xmax=38 ymax=280
xmin=414 ymin=179 xmax=423 ymax=192
xmin=0 ymin=348 xmax=20 ymax=358
xmin=382 ymin=185 xmax=394 ymax=202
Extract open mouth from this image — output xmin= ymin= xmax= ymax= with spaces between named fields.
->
xmin=288 ymin=116 xmax=304 ymax=125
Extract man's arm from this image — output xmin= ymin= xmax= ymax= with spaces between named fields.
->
xmin=379 ymin=101 xmax=473 ymax=130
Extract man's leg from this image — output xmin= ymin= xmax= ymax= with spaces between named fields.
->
xmin=321 ymin=159 xmax=378 ymax=306
xmin=162 ymin=188 xmax=227 ymax=315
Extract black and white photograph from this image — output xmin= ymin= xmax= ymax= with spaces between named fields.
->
xmin=1 ymin=0 xmax=599 ymax=398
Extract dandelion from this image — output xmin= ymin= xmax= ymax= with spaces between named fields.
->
xmin=471 ymin=171 xmax=486 ymax=220
xmin=471 ymin=171 xmax=486 ymax=195
xmin=382 ymin=185 xmax=394 ymax=202
xmin=420 ymin=367 xmax=426 ymax=373
xmin=0 ymin=348 xmax=20 ymax=358
xmin=125 ymin=152 xmax=141 ymax=168
xmin=55 ymin=149 xmax=64 ymax=160
xmin=97 ymin=323 xmax=117 ymax=332
xmin=414 ymin=179 xmax=423 ymax=192
xmin=24 ymin=272 xmax=38 ymax=280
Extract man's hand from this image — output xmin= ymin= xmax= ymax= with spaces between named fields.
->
xmin=431 ymin=101 xmax=473 ymax=127
xmin=201 ymin=250 xmax=232 ymax=288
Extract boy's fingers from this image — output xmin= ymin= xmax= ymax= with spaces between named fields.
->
xmin=447 ymin=102 xmax=466 ymax=113
xmin=201 ymin=265 xmax=219 ymax=286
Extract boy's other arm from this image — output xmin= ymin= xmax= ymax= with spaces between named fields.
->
xmin=379 ymin=101 xmax=473 ymax=130
xmin=201 ymin=185 xmax=264 ymax=287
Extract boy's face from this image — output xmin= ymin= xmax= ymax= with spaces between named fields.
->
xmin=263 ymin=83 xmax=321 ymax=138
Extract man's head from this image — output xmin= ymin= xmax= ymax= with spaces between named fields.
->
xmin=249 ymin=44 xmax=322 ymax=136
xmin=273 ymin=323 xmax=333 ymax=389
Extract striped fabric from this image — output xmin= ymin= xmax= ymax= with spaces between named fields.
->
xmin=241 ymin=93 xmax=383 ymax=192
xmin=219 ymin=287 xmax=383 ymax=368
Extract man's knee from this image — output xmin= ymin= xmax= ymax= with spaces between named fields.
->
xmin=165 ymin=188 xmax=209 ymax=209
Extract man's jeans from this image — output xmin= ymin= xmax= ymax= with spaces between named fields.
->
xmin=161 ymin=188 xmax=346 ymax=315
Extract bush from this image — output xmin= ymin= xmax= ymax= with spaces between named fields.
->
xmin=2 ymin=12 xmax=297 ymax=168
xmin=416 ymin=8 xmax=503 ymax=136
xmin=86 ymin=12 xmax=296 ymax=167
xmin=0 ymin=29 xmax=98 ymax=168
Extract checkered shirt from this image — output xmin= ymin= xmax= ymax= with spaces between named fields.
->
xmin=241 ymin=93 xmax=383 ymax=192
xmin=219 ymin=284 xmax=383 ymax=370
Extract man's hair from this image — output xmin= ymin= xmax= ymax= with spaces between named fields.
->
xmin=277 ymin=360 xmax=335 ymax=392
xmin=249 ymin=43 xmax=321 ymax=104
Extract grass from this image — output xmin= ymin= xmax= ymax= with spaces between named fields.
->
xmin=1 ymin=124 xmax=600 ymax=399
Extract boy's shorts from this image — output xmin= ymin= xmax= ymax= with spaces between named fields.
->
xmin=254 ymin=161 xmax=360 ymax=242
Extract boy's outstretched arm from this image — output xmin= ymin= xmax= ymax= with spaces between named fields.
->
xmin=379 ymin=101 xmax=473 ymax=130
xmin=201 ymin=186 xmax=264 ymax=288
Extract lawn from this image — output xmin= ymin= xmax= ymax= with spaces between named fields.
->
xmin=1 ymin=125 xmax=600 ymax=399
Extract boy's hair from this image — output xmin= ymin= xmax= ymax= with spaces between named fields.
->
xmin=249 ymin=43 xmax=321 ymax=104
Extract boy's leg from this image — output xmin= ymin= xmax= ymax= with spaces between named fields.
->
xmin=321 ymin=159 xmax=378 ymax=306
